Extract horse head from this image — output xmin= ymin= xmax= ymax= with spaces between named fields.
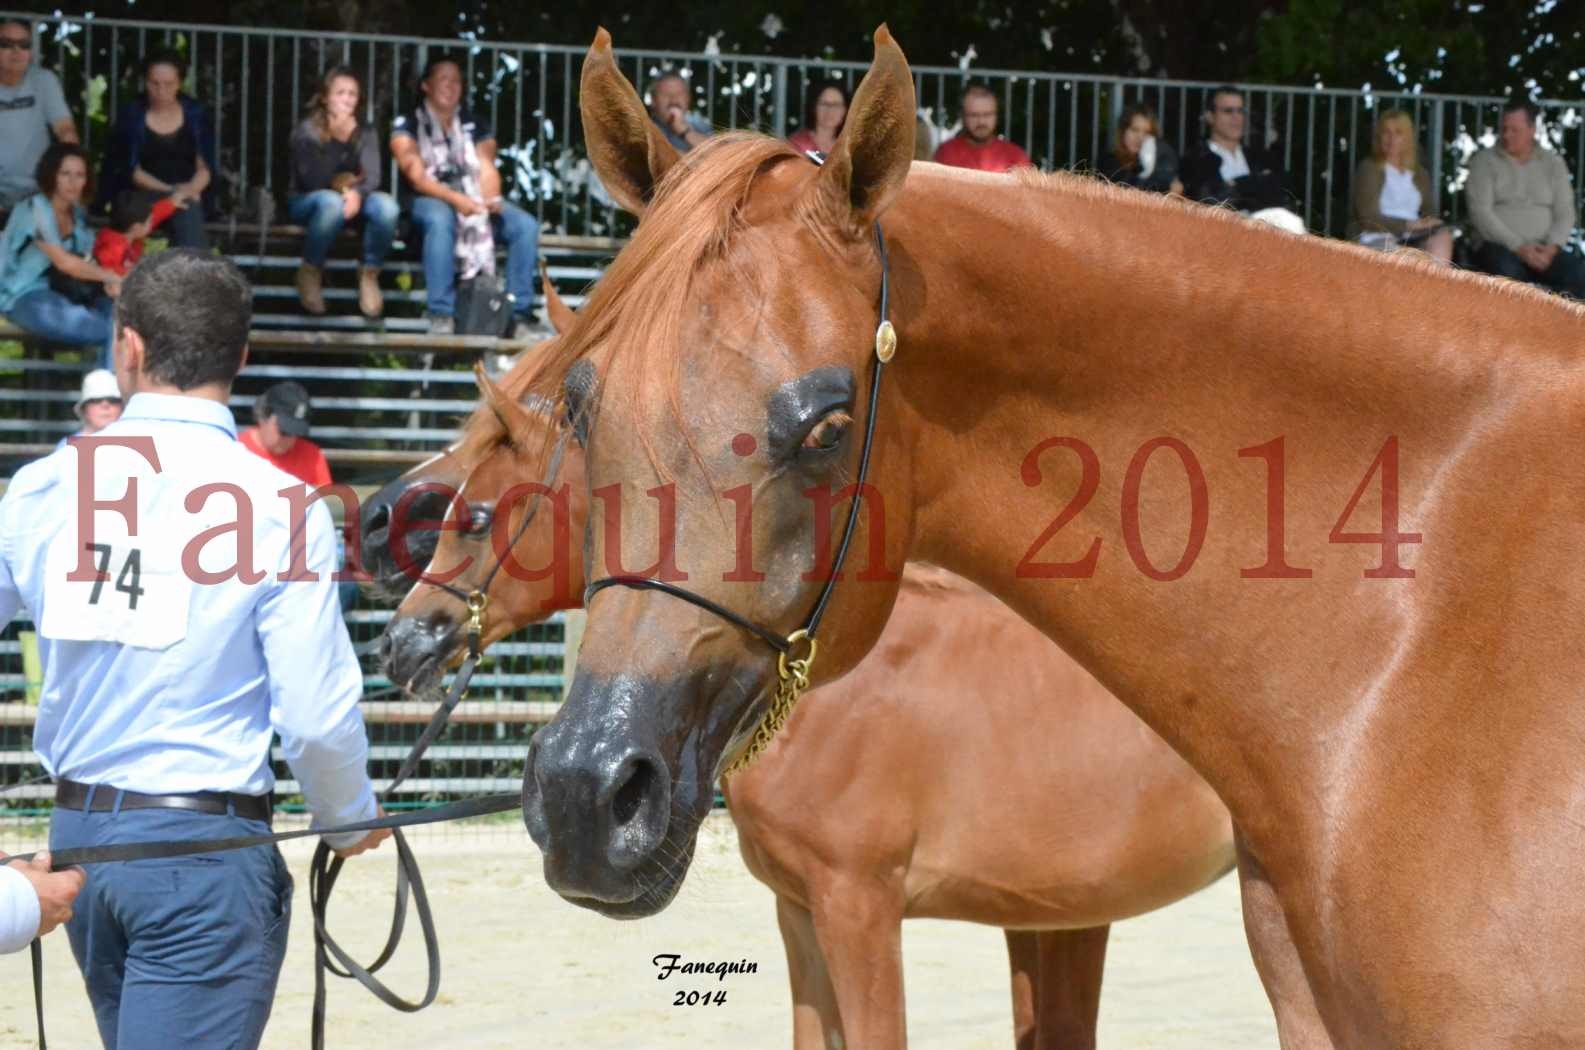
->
xmin=518 ymin=26 xmax=920 ymax=916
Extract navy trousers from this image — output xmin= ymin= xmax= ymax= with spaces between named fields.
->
xmin=50 ymin=797 xmax=292 ymax=1050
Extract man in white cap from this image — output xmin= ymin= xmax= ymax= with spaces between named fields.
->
xmin=55 ymin=368 xmax=123 ymax=448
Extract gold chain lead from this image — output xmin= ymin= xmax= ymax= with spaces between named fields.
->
xmin=723 ymin=630 xmax=817 ymax=779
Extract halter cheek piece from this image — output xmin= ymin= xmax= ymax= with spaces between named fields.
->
xmin=585 ymin=156 xmax=895 ymax=776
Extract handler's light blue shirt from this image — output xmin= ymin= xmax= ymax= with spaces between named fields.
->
xmin=0 ymin=393 xmax=375 ymax=843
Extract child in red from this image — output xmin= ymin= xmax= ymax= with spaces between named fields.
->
xmin=93 ymin=191 xmax=182 ymax=276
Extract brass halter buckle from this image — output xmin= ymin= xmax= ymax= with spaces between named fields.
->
xmin=724 ymin=629 xmax=818 ymax=778
xmin=464 ymin=590 xmax=489 ymax=663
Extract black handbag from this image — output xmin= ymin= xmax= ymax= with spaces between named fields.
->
xmin=455 ymin=270 xmax=515 ymax=338
xmin=48 ymin=267 xmax=101 ymax=306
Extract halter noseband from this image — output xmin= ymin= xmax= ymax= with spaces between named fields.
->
xmin=585 ymin=207 xmax=896 ymax=778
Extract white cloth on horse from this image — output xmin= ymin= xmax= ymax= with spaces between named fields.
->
xmin=0 ymin=864 xmax=39 ymax=954
xmin=414 ymin=103 xmax=494 ymax=280
xmin=1249 ymin=207 xmax=1308 ymax=235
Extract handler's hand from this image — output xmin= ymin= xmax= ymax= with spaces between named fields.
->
xmin=334 ymin=808 xmax=393 ymax=859
xmin=6 ymin=852 xmax=86 ymax=938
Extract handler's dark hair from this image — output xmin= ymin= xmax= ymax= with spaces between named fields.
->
xmin=117 ymin=249 xmax=251 ymax=389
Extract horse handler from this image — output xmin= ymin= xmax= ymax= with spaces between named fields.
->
xmin=0 ymin=249 xmax=390 ymax=1050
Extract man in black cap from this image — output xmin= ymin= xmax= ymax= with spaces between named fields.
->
xmin=239 ymin=380 xmax=330 ymax=488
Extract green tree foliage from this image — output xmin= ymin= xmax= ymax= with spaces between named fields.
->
xmin=1252 ymin=0 xmax=1584 ymax=100
xmin=47 ymin=0 xmax=1585 ymax=99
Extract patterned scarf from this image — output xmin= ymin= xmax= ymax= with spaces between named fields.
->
xmin=414 ymin=103 xmax=494 ymax=279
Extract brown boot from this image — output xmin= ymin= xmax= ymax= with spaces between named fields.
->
xmin=357 ymin=266 xmax=384 ymax=318
xmin=296 ymin=263 xmax=326 ymax=315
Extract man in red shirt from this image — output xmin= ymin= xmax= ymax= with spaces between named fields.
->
xmin=932 ymin=85 xmax=1033 ymax=173
xmin=239 ymin=380 xmax=331 ymax=488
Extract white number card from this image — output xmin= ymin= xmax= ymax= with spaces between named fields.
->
xmin=39 ymin=476 xmax=194 ymax=651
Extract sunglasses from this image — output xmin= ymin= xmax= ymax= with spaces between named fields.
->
xmin=0 ymin=38 xmax=33 ymax=50
xmin=1216 ymin=106 xmax=1246 ymax=115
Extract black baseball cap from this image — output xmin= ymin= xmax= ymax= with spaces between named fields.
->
xmin=257 ymin=381 xmax=313 ymax=437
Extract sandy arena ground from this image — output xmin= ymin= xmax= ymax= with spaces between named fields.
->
xmin=0 ymin=812 xmax=1277 ymax=1048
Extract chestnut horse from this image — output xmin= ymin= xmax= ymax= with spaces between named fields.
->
xmin=368 ymin=363 xmax=1234 ymax=1049
xmin=513 ymin=26 xmax=1585 ymax=1050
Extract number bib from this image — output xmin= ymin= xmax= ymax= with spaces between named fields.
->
xmin=39 ymin=479 xmax=195 ymax=651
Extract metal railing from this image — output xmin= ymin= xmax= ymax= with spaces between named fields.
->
xmin=10 ymin=13 xmax=1584 ymax=240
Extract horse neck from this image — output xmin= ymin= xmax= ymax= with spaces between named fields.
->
xmin=880 ymin=166 xmax=1584 ymax=832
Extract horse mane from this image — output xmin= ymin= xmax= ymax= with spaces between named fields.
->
xmin=520 ymin=133 xmax=810 ymax=475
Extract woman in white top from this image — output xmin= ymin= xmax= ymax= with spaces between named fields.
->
xmin=1349 ymin=110 xmax=1453 ymax=263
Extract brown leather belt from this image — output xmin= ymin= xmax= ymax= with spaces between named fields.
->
xmin=56 ymin=778 xmax=272 ymax=823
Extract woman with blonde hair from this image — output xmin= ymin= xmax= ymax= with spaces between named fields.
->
xmin=1349 ymin=109 xmax=1452 ymax=263
xmin=288 ymin=64 xmax=397 ymax=316
xmin=1101 ymin=103 xmax=1182 ymax=194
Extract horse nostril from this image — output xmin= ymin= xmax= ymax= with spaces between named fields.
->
xmin=365 ymin=502 xmax=391 ymax=534
xmin=611 ymin=758 xmax=656 ymax=828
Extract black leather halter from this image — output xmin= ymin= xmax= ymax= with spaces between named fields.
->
xmin=583 ymin=216 xmax=894 ymax=716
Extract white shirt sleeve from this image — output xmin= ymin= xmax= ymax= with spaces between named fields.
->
xmin=257 ymin=501 xmax=377 ymax=848
xmin=0 ymin=865 xmax=40 ymax=955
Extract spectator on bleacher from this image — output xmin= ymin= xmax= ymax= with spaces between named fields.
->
xmin=648 ymin=72 xmax=711 ymax=153
xmin=99 ymin=49 xmax=215 ymax=250
xmin=94 ymin=189 xmax=181 ymax=276
xmin=1349 ymin=110 xmax=1453 ymax=264
xmin=933 ymin=85 xmax=1032 ymax=173
xmin=289 ymin=65 xmax=398 ymax=319
xmin=1101 ymin=103 xmax=1183 ymax=195
xmin=1466 ymin=99 xmax=1585 ymax=299
xmin=391 ymin=55 xmax=547 ymax=340
xmin=55 ymin=369 xmax=123 ymax=448
xmin=788 ymin=81 xmax=848 ymax=155
xmin=1183 ymin=86 xmax=1306 ymax=233
xmin=0 ymin=17 xmax=78 ymax=221
xmin=240 ymin=380 xmax=331 ymax=488
xmin=0 ymin=143 xmax=120 ymax=367
xmin=239 ymin=380 xmax=360 ymax=609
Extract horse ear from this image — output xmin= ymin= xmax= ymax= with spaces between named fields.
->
xmin=810 ymin=25 xmax=916 ymax=231
xmin=475 ymin=362 xmax=532 ymax=442
xmin=539 ymin=260 xmax=575 ymax=334
xmin=580 ymin=27 xmax=682 ymax=216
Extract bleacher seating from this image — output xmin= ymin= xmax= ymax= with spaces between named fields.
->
xmin=0 ymin=224 xmax=621 ymax=481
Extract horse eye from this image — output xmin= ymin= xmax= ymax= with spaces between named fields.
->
xmin=801 ymin=411 xmax=851 ymax=454
xmin=466 ymin=503 xmax=494 ymax=536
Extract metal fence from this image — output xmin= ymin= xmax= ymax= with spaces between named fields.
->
xmin=11 ymin=12 xmax=1585 ymax=240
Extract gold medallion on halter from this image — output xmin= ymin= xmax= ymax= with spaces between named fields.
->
xmin=875 ymin=320 xmax=897 ymax=363
xmin=724 ymin=629 xmax=819 ymax=778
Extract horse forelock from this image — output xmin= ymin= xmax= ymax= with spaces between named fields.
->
xmin=521 ymin=132 xmax=815 ymax=482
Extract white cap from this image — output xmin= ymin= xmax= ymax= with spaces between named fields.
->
xmin=75 ymin=369 xmax=122 ymax=417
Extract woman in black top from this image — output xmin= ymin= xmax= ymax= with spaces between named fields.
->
xmin=288 ymin=65 xmax=397 ymax=317
xmin=101 ymin=50 xmax=215 ymax=249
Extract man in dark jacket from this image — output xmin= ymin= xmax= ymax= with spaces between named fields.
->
xmin=1182 ymin=86 xmax=1305 ymax=232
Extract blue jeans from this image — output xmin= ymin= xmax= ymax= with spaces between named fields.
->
xmin=288 ymin=189 xmax=399 ymax=268
xmin=161 ymin=202 xmax=209 ymax=250
xmin=8 ymin=287 xmax=115 ymax=366
xmin=409 ymin=195 xmax=539 ymax=318
xmin=1476 ymin=242 xmax=1585 ymax=301
xmin=51 ymin=800 xmax=292 ymax=1050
